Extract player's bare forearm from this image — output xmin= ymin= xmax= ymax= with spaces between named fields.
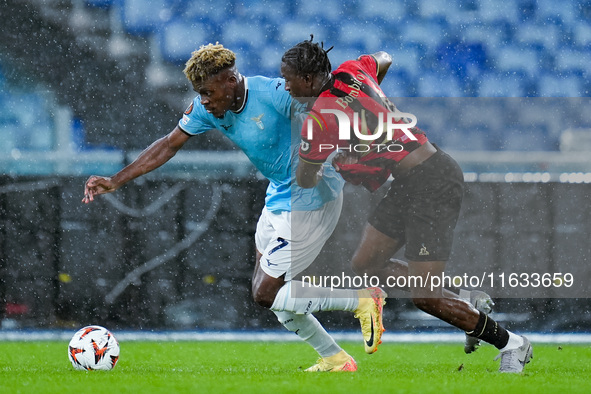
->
xmin=82 ymin=127 xmax=189 ymax=203
xmin=112 ymin=137 xmax=175 ymax=184
xmin=296 ymin=160 xmax=323 ymax=189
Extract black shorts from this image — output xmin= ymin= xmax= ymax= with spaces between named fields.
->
xmin=368 ymin=146 xmax=464 ymax=262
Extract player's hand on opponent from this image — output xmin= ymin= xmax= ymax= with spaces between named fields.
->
xmin=82 ymin=175 xmax=118 ymax=204
xmin=332 ymin=151 xmax=359 ymax=172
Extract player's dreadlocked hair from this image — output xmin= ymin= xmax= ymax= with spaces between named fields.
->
xmin=183 ymin=43 xmax=236 ymax=84
xmin=281 ymin=35 xmax=333 ymax=77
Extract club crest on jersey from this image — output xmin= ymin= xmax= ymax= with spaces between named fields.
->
xmin=251 ymin=113 xmax=265 ymax=130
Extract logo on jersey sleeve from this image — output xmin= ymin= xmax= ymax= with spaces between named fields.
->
xmin=181 ymin=114 xmax=190 ymax=126
xmin=184 ymin=102 xmax=194 ymax=115
xmin=300 ymin=138 xmax=311 ymax=154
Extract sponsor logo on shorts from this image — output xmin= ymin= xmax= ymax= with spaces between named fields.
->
xmin=419 ymin=244 xmax=430 ymax=256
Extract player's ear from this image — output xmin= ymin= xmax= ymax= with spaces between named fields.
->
xmin=227 ymin=74 xmax=238 ymax=85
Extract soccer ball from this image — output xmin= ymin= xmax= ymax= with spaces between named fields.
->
xmin=68 ymin=325 xmax=120 ymax=371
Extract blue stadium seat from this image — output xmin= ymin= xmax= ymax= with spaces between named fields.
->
xmin=295 ymin=0 xmax=348 ymax=23
xmin=477 ymin=0 xmax=519 ymax=24
xmin=227 ymin=0 xmax=292 ymax=26
xmin=0 ymin=93 xmax=53 ymax=152
xmin=388 ymin=44 xmax=423 ymax=80
xmin=379 ymin=70 xmax=418 ymax=97
xmin=459 ymin=99 xmax=504 ymax=129
xmin=554 ymin=49 xmax=591 ymax=76
xmin=229 ymin=44 xmax=262 ymax=77
xmin=514 ymin=99 xmax=560 ymax=132
xmin=121 ymin=0 xmax=169 ymax=36
xmin=537 ymin=73 xmax=583 ymax=97
xmin=418 ymin=0 xmax=447 ymax=18
xmin=437 ymin=40 xmax=489 ymax=81
xmin=398 ymin=97 xmax=451 ymax=140
xmin=478 ymin=73 xmax=527 ymax=97
xmin=536 ymin=0 xmax=577 ymax=25
xmin=401 ymin=20 xmax=445 ymax=51
xmin=257 ymin=43 xmax=284 ymax=77
xmin=168 ymin=0 xmax=233 ymax=24
xmin=357 ymin=0 xmax=406 ymax=21
xmin=0 ymin=93 xmax=18 ymax=154
xmin=336 ymin=22 xmax=383 ymax=54
xmin=514 ymin=21 xmax=559 ymax=51
xmin=439 ymin=127 xmax=491 ymax=151
xmin=277 ymin=21 xmax=328 ymax=47
xmin=81 ymin=0 xmax=591 ymax=150
xmin=85 ymin=0 xmax=116 ymax=8
xmin=563 ymin=98 xmax=591 ymax=126
xmin=417 ymin=72 xmax=463 ymax=97
xmin=221 ymin=19 xmax=267 ymax=49
xmin=572 ymin=20 xmax=591 ymax=48
xmin=159 ymin=20 xmax=209 ymax=64
xmin=496 ymin=126 xmax=558 ymax=151
xmin=493 ymin=45 xmax=540 ymax=76
xmin=461 ymin=22 xmax=506 ymax=50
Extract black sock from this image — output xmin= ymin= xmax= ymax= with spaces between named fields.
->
xmin=466 ymin=311 xmax=509 ymax=349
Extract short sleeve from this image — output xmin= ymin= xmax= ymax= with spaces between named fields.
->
xmin=357 ymin=55 xmax=379 ymax=83
xmin=178 ymin=96 xmax=214 ymax=135
xmin=269 ymin=78 xmax=294 ymax=119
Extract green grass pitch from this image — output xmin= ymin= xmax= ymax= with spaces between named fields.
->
xmin=1 ymin=340 xmax=590 ymax=393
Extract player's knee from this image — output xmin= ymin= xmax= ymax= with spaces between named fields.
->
xmin=251 ymin=268 xmax=284 ymax=308
xmin=251 ymin=286 xmax=275 ymax=309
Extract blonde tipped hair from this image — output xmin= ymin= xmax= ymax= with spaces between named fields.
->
xmin=183 ymin=43 xmax=236 ymax=84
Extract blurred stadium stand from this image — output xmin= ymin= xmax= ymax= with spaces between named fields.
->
xmin=2 ymin=0 xmax=591 ymax=332
xmin=2 ymin=0 xmax=591 ymax=155
xmin=2 ymin=175 xmax=591 ymax=332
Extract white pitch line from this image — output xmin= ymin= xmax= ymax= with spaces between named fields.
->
xmin=1 ymin=330 xmax=591 ymax=343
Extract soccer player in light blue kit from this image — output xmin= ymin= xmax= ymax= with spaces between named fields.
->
xmin=82 ymin=44 xmax=386 ymax=371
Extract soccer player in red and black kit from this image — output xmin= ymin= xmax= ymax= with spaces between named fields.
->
xmin=280 ymin=37 xmax=533 ymax=373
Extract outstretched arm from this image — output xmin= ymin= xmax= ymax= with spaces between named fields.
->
xmin=82 ymin=126 xmax=190 ymax=203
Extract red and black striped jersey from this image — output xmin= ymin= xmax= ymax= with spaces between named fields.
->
xmin=299 ymin=55 xmax=428 ymax=171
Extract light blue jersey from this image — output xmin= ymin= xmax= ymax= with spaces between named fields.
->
xmin=178 ymin=76 xmax=344 ymax=212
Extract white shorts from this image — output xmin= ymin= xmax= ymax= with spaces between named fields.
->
xmin=255 ymin=192 xmax=343 ymax=281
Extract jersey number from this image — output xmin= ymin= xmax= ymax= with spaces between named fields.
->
xmin=269 ymin=237 xmax=289 ymax=255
